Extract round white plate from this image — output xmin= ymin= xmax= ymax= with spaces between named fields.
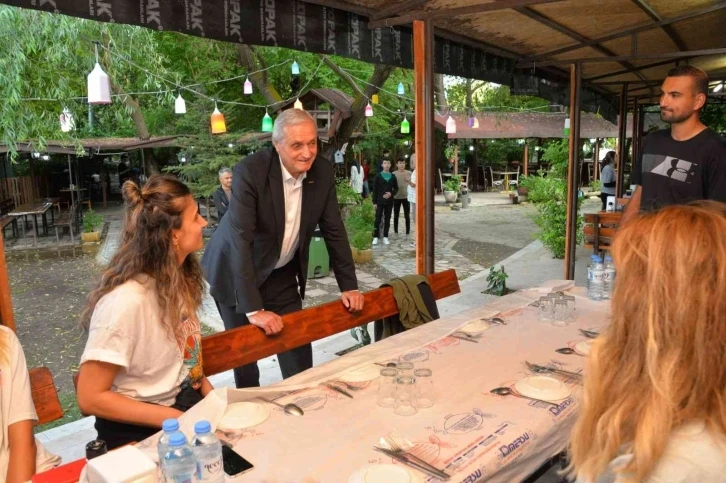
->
xmin=348 ymin=464 xmax=424 ymax=483
xmin=458 ymin=319 xmax=491 ymax=335
xmin=218 ymin=402 xmax=271 ymax=430
xmin=515 ymin=376 xmax=571 ymax=402
xmin=339 ymin=364 xmax=381 ymax=383
xmin=575 ymin=340 xmax=593 ymax=356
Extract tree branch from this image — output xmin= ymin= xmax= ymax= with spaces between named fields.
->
xmin=318 ymin=55 xmax=365 ymax=97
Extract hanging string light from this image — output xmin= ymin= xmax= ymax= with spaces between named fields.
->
xmin=87 ymin=43 xmax=111 ymax=104
xmin=467 ymin=115 xmax=475 ymax=128
xmin=400 ymin=116 xmax=410 ymax=134
xmin=243 ymin=77 xmax=253 ymax=95
xmin=294 ymin=98 xmax=303 ymax=110
xmin=261 ymin=110 xmax=273 ymax=132
xmin=175 ymin=93 xmax=187 ymax=114
xmin=446 ymin=115 xmax=457 ymax=134
xmin=365 ymin=102 xmax=374 ymax=117
xmin=291 ymin=60 xmax=300 ymax=75
xmin=210 ymin=102 xmax=227 ymax=134
xmin=371 ymin=94 xmax=379 ymax=104
xmin=563 ymin=118 xmax=571 ymax=137
xmin=59 ymin=108 xmax=75 ymax=132
xmin=472 ymin=116 xmax=480 ymax=129
xmin=397 ymin=82 xmax=405 ymax=95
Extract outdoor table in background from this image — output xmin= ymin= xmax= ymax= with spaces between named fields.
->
xmin=8 ymin=200 xmax=54 ymax=244
xmin=492 ymin=170 xmax=519 ymax=191
xmin=138 ymin=282 xmax=609 ymax=482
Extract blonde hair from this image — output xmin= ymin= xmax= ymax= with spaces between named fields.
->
xmin=568 ymin=201 xmax=726 ymax=481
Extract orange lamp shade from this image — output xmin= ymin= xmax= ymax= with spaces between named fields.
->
xmin=211 ymin=107 xmax=227 ymax=134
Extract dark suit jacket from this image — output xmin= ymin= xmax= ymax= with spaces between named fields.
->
xmin=202 ymin=148 xmax=358 ymax=314
xmin=212 ymin=187 xmax=230 ymax=220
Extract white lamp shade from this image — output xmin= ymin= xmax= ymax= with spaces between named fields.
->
xmin=446 ymin=115 xmax=457 ymax=134
xmin=365 ymin=103 xmax=373 ymax=117
xmin=175 ymin=94 xmax=187 ymax=114
xmin=87 ymin=62 xmax=111 ymax=104
xmin=59 ymin=108 xmax=75 ymax=133
xmin=243 ymin=78 xmax=253 ymax=95
xmin=472 ymin=116 xmax=479 ymax=129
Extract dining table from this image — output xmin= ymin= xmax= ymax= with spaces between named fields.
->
xmin=130 ymin=280 xmax=609 ymax=483
xmin=8 ymin=198 xmax=58 ymax=244
xmin=491 ymin=170 xmax=519 ymax=191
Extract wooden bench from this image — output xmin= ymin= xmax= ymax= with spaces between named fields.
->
xmin=584 ymin=212 xmax=622 ymax=256
xmin=0 ymin=198 xmax=18 ymax=239
xmin=202 ymin=269 xmax=461 ymax=376
xmin=30 ymin=367 xmax=63 ymax=425
xmin=54 ymin=202 xmax=80 ymax=243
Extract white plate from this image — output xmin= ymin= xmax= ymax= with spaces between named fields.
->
xmin=514 ymin=376 xmax=571 ymax=402
xmin=218 ymin=402 xmax=271 ymax=430
xmin=348 ymin=464 xmax=424 ymax=483
xmin=339 ymin=364 xmax=381 ymax=383
xmin=458 ymin=319 xmax=491 ymax=335
xmin=575 ymin=340 xmax=593 ymax=356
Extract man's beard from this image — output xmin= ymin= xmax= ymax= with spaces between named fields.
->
xmin=660 ymin=109 xmax=692 ymax=124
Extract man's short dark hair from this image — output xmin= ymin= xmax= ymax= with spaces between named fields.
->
xmin=666 ymin=65 xmax=709 ymax=97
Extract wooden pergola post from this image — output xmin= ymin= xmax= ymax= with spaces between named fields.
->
xmin=523 ymin=143 xmax=529 ymax=176
xmin=564 ymin=63 xmax=582 ymax=280
xmin=593 ymin=138 xmax=600 ymax=182
xmin=616 ymin=84 xmax=629 ymax=198
xmin=0 ymin=233 xmax=15 ymax=331
xmin=414 ymin=19 xmax=435 ymax=275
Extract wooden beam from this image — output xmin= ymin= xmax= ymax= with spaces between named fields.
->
xmin=0 ymin=232 xmax=14 ymax=331
xmin=541 ymin=48 xmax=726 ymax=65
xmin=585 ymin=59 xmax=681 ymax=82
xmin=368 ymin=0 xmax=563 ymax=29
xmin=630 ymin=0 xmax=688 ymax=51
xmin=414 ymin=19 xmax=436 ymax=275
xmin=201 ymin=270 xmax=461 ymax=376
xmin=593 ymin=139 xmax=600 ymax=183
xmin=616 ymin=84 xmax=629 ymax=198
xmin=564 ymin=63 xmax=582 ymax=281
xmin=370 ymin=0 xmax=430 ymax=21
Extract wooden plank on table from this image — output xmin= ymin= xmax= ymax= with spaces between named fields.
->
xmin=30 ymin=367 xmax=63 ymax=425
xmin=583 ymin=226 xmax=616 ymax=238
xmin=201 ymin=269 xmax=461 ymax=376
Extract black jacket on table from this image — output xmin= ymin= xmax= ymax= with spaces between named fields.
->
xmin=212 ymin=186 xmax=230 ymax=220
xmin=372 ymin=172 xmax=399 ymax=205
xmin=201 ymin=148 xmax=358 ymax=314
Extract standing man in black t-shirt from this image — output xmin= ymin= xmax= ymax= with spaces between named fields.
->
xmin=623 ymin=65 xmax=726 ymax=223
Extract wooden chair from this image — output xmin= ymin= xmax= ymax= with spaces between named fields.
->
xmin=508 ymin=166 xmax=521 ymax=188
xmin=438 ymin=169 xmax=444 ymax=194
xmin=202 ymin=270 xmax=460 ymax=376
xmin=488 ymin=167 xmax=503 ymax=192
xmin=584 ymin=212 xmax=622 ymax=256
xmin=0 ymin=198 xmax=18 ymax=239
xmin=30 ymin=367 xmax=63 ymax=425
xmin=460 ymin=167 xmax=470 ymax=190
xmin=54 ymin=202 xmax=81 ymax=243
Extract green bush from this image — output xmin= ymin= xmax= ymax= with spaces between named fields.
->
xmin=486 ymin=266 xmax=509 ymax=296
xmin=335 ymin=178 xmax=361 ymax=206
xmin=443 ymin=175 xmax=462 ymax=193
xmin=344 ymin=199 xmax=375 ymax=250
xmin=82 ymin=210 xmax=103 ymax=233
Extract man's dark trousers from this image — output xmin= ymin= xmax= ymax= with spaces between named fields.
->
xmin=214 ymin=257 xmax=310 ymax=388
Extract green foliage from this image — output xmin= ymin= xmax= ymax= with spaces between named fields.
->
xmin=590 ymin=179 xmax=601 ymax=192
xmin=344 ymin=199 xmax=375 ymax=250
xmin=485 ymin=266 xmax=509 ymax=296
xmin=82 ymin=210 xmax=103 ymax=233
xmin=519 ymin=140 xmax=582 ymax=259
xmin=335 ymin=178 xmax=361 ymax=206
xmin=443 ymin=175 xmax=462 ymax=193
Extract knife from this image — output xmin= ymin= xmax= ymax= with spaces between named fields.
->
xmin=321 ymin=382 xmax=354 ymax=398
xmin=450 ymin=333 xmax=479 ymax=343
xmin=374 ymin=447 xmax=451 ymax=480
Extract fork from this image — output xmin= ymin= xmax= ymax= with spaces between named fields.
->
xmin=579 ymin=329 xmax=600 ymax=339
xmin=380 ymin=435 xmax=450 ymax=479
xmin=526 ymin=361 xmax=582 ymax=379
xmin=328 ymin=380 xmax=362 ymax=391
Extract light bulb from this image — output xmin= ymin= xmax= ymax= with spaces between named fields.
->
xmin=211 ymin=106 xmax=227 ymax=134
xmin=473 ymin=117 xmax=479 ymax=129
xmin=469 ymin=145 xmax=474 ymax=151
xmin=446 ymin=115 xmax=456 ymax=134
xmin=59 ymin=108 xmax=75 ymax=132
xmin=365 ymin=102 xmax=373 ymax=117
xmin=467 ymin=116 xmax=474 ymax=128
xmin=372 ymin=94 xmax=379 ymax=104
xmin=563 ymin=118 xmax=571 ymax=137
xmin=261 ymin=112 xmax=273 ymax=132
xmin=87 ymin=62 xmax=111 ymax=104
xmin=397 ymin=82 xmax=405 ymax=95
xmin=174 ymin=94 xmax=186 ymax=114
xmin=291 ymin=61 xmax=300 ymax=75
xmin=243 ymin=77 xmax=253 ymax=95
xmin=400 ymin=117 xmax=410 ymax=134
xmin=294 ymin=98 xmax=303 ymax=110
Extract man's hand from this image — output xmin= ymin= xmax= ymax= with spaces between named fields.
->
xmin=341 ymin=290 xmax=364 ymax=312
xmin=383 ymin=192 xmax=391 ymax=199
xmin=248 ymin=310 xmax=284 ymax=335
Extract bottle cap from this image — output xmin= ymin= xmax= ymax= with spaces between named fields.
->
xmin=169 ymin=433 xmax=187 ymax=447
xmin=85 ymin=439 xmax=107 ymax=460
xmin=604 ymin=255 xmax=613 ymax=261
xmin=194 ymin=420 xmax=211 ymax=434
xmin=162 ymin=418 xmax=180 ymax=432
xmin=590 ymin=255 xmax=602 ymax=262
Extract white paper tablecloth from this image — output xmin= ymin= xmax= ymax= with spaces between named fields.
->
xmin=137 ymin=281 xmax=610 ymax=482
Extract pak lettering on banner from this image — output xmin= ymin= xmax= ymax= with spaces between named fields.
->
xmin=325 ymin=7 xmax=336 ymax=53
xmin=189 ymin=0 xmax=204 ymax=36
xmin=371 ymin=28 xmax=383 ymax=62
xmin=90 ymin=0 xmax=114 ymax=21
xmin=393 ymin=29 xmax=402 ymax=63
xmin=35 ymin=0 xmax=59 ymax=13
xmin=263 ymin=0 xmax=277 ymax=44
xmin=226 ymin=0 xmax=242 ymax=41
xmin=144 ymin=0 xmax=162 ymax=30
xmin=294 ymin=1 xmax=307 ymax=50
xmin=348 ymin=14 xmax=360 ymax=58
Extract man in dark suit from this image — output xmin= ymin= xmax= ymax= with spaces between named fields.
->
xmin=212 ymin=167 xmax=232 ymax=221
xmin=202 ymin=109 xmax=364 ymax=388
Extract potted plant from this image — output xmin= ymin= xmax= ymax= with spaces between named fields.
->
xmin=516 ymin=186 xmax=529 ymax=202
xmin=345 ymin=200 xmax=375 ymax=263
xmin=443 ymin=175 xmax=461 ymax=203
xmin=81 ymin=209 xmax=103 ymax=243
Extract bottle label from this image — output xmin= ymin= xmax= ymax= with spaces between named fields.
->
xmin=196 ymin=455 xmax=224 ymax=481
xmin=603 ymin=269 xmax=615 ymax=281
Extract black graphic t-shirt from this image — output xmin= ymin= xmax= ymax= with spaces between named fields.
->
xmin=632 ymin=128 xmax=726 ymax=211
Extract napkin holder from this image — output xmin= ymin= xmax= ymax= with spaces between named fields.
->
xmin=86 ymin=446 xmax=157 ymax=483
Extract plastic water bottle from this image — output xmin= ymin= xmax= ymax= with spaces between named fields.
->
xmin=162 ymin=433 xmax=197 ymax=483
xmin=587 ymin=255 xmax=605 ymax=301
xmin=157 ymin=418 xmax=182 ymax=465
xmin=603 ymin=255 xmax=616 ymax=300
xmin=191 ymin=420 xmax=224 ymax=483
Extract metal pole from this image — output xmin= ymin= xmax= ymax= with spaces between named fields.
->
xmin=67 ymin=154 xmax=74 ymax=208
xmin=630 ymin=97 xmax=640 ymax=194
xmin=564 ymin=62 xmax=582 ymax=280
xmin=616 ymin=83 xmax=629 ymax=197
xmin=593 ymin=138 xmax=600 ymax=182
xmin=413 ymin=19 xmax=435 ymax=275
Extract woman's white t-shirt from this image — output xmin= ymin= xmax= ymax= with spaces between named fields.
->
xmin=407 ymin=170 xmax=416 ymax=203
xmin=80 ymin=276 xmax=204 ymax=407
xmin=350 ymin=165 xmax=364 ymax=194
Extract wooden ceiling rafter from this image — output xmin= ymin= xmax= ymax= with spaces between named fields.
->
xmin=629 ymin=0 xmax=687 ymax=51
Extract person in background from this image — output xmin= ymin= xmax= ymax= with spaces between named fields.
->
xmin=392 ymin=158 xmax=412 ymax=238
xmin=407 ymin=153 xmax=417 ymax=248
xmin=567 ymin=202 xmax=726 ymax=483
xmin=372 ymin=159 xmax=398 ymax=246
xmin=362 ymin=160 xmax=371 ymax=198
xmin=77 ymin=175 xmax=213 ymax=449
xmin=623 ymin=65 xmax=726 ymax=224
xmin=599 ymin=151 xmax=616 ymax=210
xmin=350 ymin=160 xmax=364 ymax=197
xmin=377 ymin=150 xmax=391 ymax=174
xmin=213 ymin=167 xmax=233 ymax=221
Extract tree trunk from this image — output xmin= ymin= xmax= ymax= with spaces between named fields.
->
xmin=435 ymin=73 xmax=448 ymax=111
xmin=237 ymin=45 xmax=283 ymax=105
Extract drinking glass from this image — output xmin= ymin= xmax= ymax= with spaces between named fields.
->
xmin=396 ymin=361 xmax=414 ymax=378
xmin=552 ymin=300 xmax=569 ymax=327
xmin=412 ymin=369 xmax=434 ymax=408
xmin=394 ymin=376 xmax=417 ymax=416
xmin=564 ymin=295 xmax=576 ymax=321
xmin=538 ymin=296 xmax=555 ymax=321
xmin=376 ymin=368 xmax=398 ymax=408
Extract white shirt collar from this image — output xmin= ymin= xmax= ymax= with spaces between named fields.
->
xmin=279 ymin=159 xmax=307 ymax=184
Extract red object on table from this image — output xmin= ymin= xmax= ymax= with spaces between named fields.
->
xmin=31 ymin=458 xmax=86 ymax=483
